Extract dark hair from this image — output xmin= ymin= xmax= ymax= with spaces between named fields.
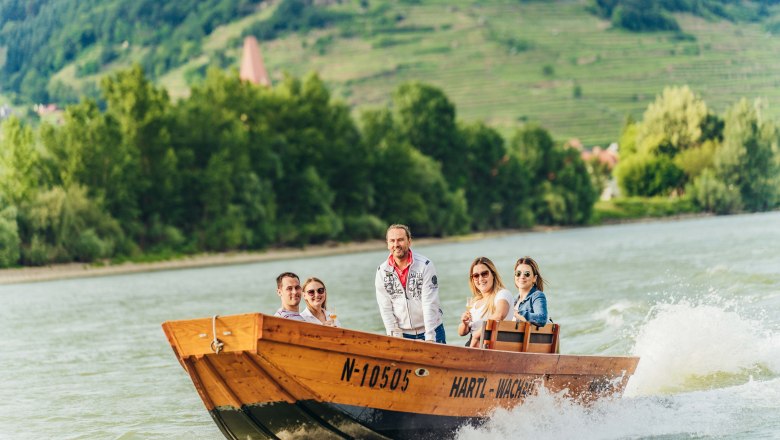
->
xmin=276 ymin=272 xmax=299 ymax=289
xmin=386 ymin=224 xmax=412 ymax=240
xmin=302 ymin=276 xmax=328 ymax=310
xmin=514 ymin=256 xmax=544 ymax=292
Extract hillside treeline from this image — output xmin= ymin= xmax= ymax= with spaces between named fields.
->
xmin=6 ymin=0 xmax=780 ymax=106
xmin=0 ymin=0 xmax=262 ymax=104
xmin=0 ymin=66 xmax=597 ymax=267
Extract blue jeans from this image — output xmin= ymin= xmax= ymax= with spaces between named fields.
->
xmin=403 ymin=323 xmax=446 ymax=344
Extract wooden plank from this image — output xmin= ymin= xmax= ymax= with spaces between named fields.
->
xmin=484 ymin=320 xmax=560 ymax=354
xmin=521 ymin=321 xmax=531 ymax=352
xmin=166 ymin=313 xmax=637 ymax=378
xmin=492 ymin=341 xmax=522 ymax=352
xmin=163 ymin=314 xmax=257 ymax=357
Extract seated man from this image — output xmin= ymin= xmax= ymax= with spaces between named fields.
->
xmin=274 ymin=272 xmax=306 ymax=321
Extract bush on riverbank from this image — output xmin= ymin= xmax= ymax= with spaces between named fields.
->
xmin=592 ymin=197 xmax=697 ymax=223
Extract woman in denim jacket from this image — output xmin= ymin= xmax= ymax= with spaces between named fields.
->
xmin=512 ymin=256 xmax=549 ymax=327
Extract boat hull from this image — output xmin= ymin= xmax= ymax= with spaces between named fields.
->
xmin=163 ymin=313 xmax=638 ymax=439
xmin=209 ymin=401 xmax=481 ymax=440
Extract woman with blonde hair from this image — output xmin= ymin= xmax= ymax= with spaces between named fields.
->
xmin=300 ymin=277 xmax=341 ymax=327
xmin=458 ymin=256 xmax=514 ymax=347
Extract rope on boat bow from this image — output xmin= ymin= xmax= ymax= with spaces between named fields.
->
xmin=210 ymin=314 xmax=224 ymax=354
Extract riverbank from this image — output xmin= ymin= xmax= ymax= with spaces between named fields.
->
xmin=0 ymin=211 xmax=719 ymax=285
xmin=0 ymin=230 xmax=522 ymax=285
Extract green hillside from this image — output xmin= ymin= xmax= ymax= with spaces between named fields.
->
xmin=4 ymin=0 xmax=780 ymax=145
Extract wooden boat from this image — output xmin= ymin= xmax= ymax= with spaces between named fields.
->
xmin=162 ymin=313 xmax=639 ymax=440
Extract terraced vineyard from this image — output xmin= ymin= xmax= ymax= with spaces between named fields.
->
xmin=36 ymin=0 xmax=780 ymax=146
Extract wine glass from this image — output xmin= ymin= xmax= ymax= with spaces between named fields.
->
xmin=328 ymin=305 xmax=337 ymax=323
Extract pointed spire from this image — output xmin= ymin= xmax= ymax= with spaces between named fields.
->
xmin=239 ymin=36 xmax=271 ymax=87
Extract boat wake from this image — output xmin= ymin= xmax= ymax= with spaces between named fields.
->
xmin=625 ymin=294 xmax=780 ymax=396
xmin=457 ymin=377 xmax=780 ymax=439
xmin=458 ymin=295 xmax=780 ymax=439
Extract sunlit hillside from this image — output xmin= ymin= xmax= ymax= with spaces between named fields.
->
xmin=4 ymin=0 xmax=780 ymax=145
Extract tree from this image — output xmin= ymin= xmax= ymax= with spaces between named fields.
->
xmin=0 ymin=203 xmax=20 ymax=267
xmin=554 ymin=147 xmax=599 ymax=224
xmin=257 ymin=73 xmax=374 ymax=244
xmin=618 ymin=117 xmax=639 ymax=157
xmin=19 ymin=185 xmax=124 ymax=264
xmin=101 ymin=65 xmax=177 ymax=242
xmin=636 ymin=86 xmax=712 ymax=157
xmin=509 ymin=125 xmax=597 ymax=225
xmin=393 ymin=82 xmax=469 ymax=189
xmin=362 ymin=108 xmax=470 ymax=236
xmin=171 ymin=67 xmax=277 ymax=249
xmin=688 ymin=169 xmax=741 ymax=214
xmin=714 ymin=99 xmax=780 ymax=211
xmin=0 ymin=118 xmax=40 ymax=207
xmin=461 ymin=122 xmax=532 ymax=230
xmin=617 ymin=86 xmax=721 ymax=195
xmin=615 ymin=153 xmax=684 ymax=197
xmin=40 ymin=99 xmax=140 ymax=235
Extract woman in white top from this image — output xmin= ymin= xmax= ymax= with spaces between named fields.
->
xmin=458 ymin=256 xmax=513 ymax=347
xmin=300 ymin=277 xmax=341 ymax=327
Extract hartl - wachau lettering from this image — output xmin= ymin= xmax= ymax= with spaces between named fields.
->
xmin=449 ymin=376 xmax=537 ymax=399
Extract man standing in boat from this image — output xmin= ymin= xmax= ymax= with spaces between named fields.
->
xmin=375 ymin=224 xmax=446 ymax=343
xmin=274 ymin=272 xmax=306 ymax=321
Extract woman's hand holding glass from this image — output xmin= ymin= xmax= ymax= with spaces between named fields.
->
xmin=325 ymin=305 xmax=337 ymax=326
xmin=461 ymin=299 xmax=472 ymax=326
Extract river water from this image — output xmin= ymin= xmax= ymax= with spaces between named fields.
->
xmin=1 ymin=212 xmax=779 ymax=439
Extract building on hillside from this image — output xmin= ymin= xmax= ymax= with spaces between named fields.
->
xmin=33 ymin=103 xmax=64 ymax=124
xmin=567 ymin=139 xmax=621 ymax=200
xmin=239 ymin=36 xmax=272 ymax=87
xmin=580 ymin=143 xmax=619 ymax=170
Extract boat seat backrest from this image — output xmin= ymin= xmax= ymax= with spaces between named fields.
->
xmin=479 ymin=320 xmax=560 ymax=353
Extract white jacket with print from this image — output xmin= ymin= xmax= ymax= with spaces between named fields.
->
xmin=374 ymin=252 xmax=443 ymax=341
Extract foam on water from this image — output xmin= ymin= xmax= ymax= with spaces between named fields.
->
xmin=457 ymin=377 xmax=780 ymax=440
xmin=625 ymin=294 xmax=780 ymax=396
xmin=590 ymin=300 xmax=634 ymax=329
xmin=458 ymin=292 xmax=780 ymax=439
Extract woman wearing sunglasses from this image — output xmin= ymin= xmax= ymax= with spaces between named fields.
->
xmin=513 ymin=256 xmax=548 ymax=327
xmin=458 ymin=257 xmax=514 ymax=347
xmin=300 ymin=277 xmax=341 ymax=327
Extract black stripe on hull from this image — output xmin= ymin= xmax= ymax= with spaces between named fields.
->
xmin=328 ymin=402 xmax=484 ymax=440
xmin=210 ymin=401 xmax=485 ymax=440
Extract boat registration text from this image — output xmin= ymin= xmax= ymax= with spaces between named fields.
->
xmin=339 ymin=357 xmax=538 ymax=399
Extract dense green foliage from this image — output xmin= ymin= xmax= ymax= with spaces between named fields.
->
xmin=0 ymin=67 xmax=596 ymax=267
xmin=0 ymin=0 xmax=262 ymax=102
xmin=244 ymin=0 xmax=345 ymax=41
xmin=615 ymin=86 xmax=780 ymax=213
xmin=589 ymin=0 xmax=780 ymax=32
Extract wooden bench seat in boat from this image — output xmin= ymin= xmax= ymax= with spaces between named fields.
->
xmin=479 ymin=320 xmax=560 ymax=353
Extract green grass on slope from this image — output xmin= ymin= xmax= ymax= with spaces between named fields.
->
xmin=56 ymin=0 xmax=780 ymax=147
xmin=249 ymin=0 xmax=780 ymax=146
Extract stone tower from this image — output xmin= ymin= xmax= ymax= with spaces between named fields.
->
xmin=239 ymin=36 xmax=271 ymax=87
